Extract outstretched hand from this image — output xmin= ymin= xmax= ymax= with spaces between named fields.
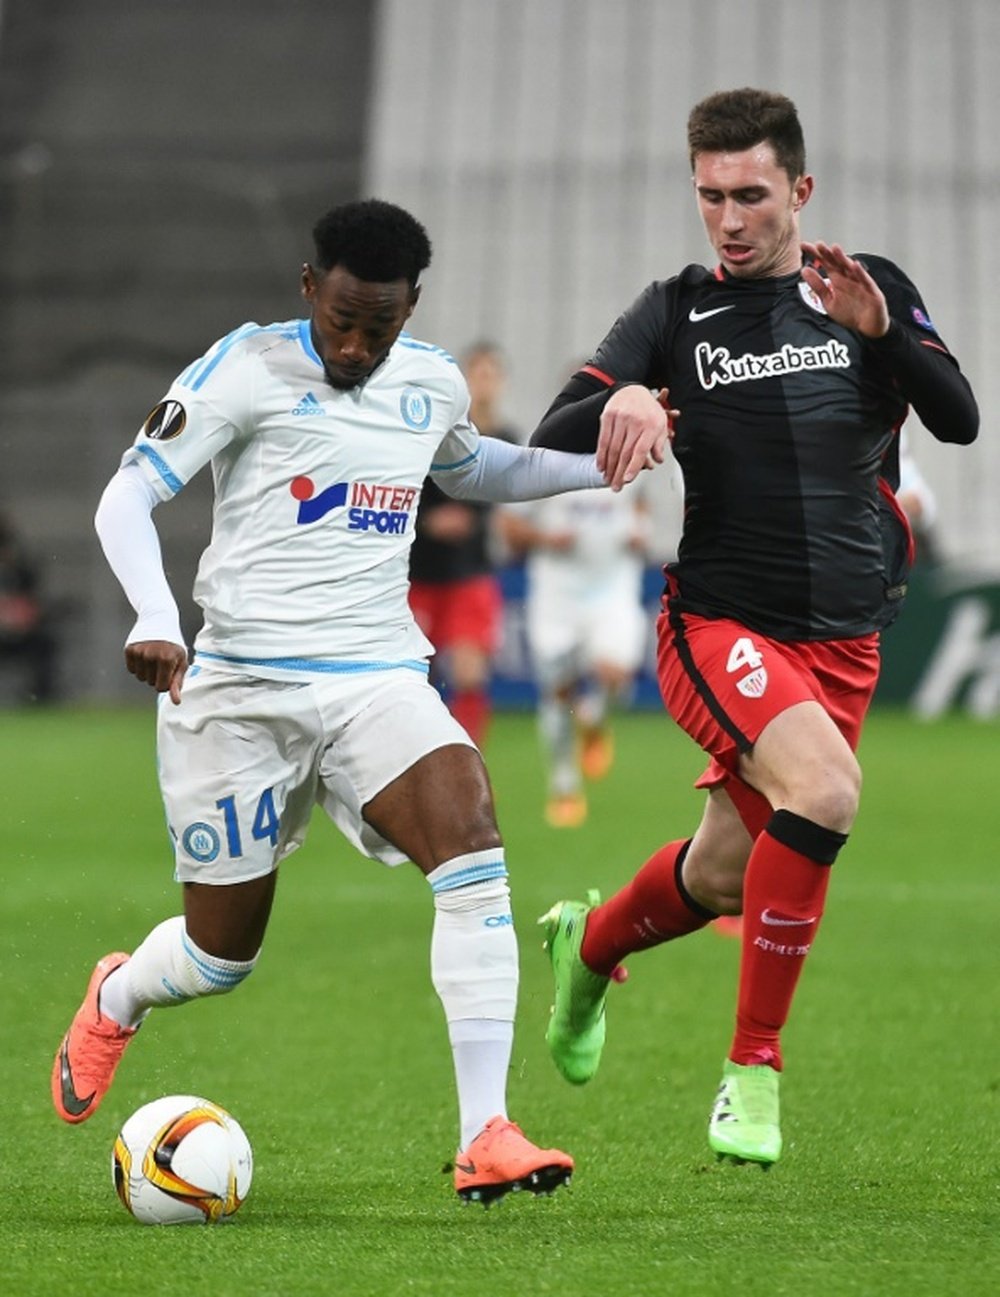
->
xmin=124 ymin=640 xmax=189 ymax=704
xmin=800 ymin=241 xmax=890 ymax=339
xmin=597 ymin=385 xmax=677 ymax=492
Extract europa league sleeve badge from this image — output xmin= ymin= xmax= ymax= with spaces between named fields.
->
xmin=142 ymin=400 xmax=187 ymax=442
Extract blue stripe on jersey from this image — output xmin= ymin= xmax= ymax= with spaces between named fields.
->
xmin=298 ymin=319 xmax=322 ymax=367
xmin=181 ymin=323 xmax=260 ymax=392
xmin=430 ymin=448 xmax=479 ymax=472
xmin=196 ymin=651 xmax=429 ymax=675
xmin=135 ymin=443 xmax=184 ymax=494
xmin=429 ymin=861 xmax=509 ymax=893
xmin=397 ymin=332 xmax=456 ymax=363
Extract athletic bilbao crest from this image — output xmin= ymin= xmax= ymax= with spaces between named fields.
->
xmin=736 ymin=667 xmax=769 ymax=698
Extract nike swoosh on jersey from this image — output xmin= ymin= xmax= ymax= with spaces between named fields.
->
xmin=688 ymin=304 xmax=735 ymax=322
xmin=59 ymin=1042 xmax=96 ymax=1116
xmin=760 ymin=909 xmax=818 ymax=927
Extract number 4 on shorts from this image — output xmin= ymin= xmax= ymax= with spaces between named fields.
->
xmin=726 ymin=636 xmax=763 ymax=674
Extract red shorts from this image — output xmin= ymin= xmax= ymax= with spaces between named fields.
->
xmin=408 ymin=575 xmax=502 ymax=653
xmin=656 ymin=605 xmax=880 ymax=837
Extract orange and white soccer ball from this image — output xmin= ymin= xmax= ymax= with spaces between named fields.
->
xmin=112 ymin=1095 xmax=253 ymax=1225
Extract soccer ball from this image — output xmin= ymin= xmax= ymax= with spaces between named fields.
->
xmin=112 ymin=1095 xmax=253 ymax=1225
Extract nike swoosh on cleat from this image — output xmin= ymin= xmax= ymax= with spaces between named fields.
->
xmin=688 ymin=304 xmax=734 ymax=322
xmin=760 ymin=909 xmax=818 ymax=927
xmin=455 ymin=1160 xmax=476 ymax=1176
xmin=59 ymin=1042 xmax=96 ymax=1116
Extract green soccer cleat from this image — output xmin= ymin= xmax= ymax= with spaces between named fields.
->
xmin=538 ymin=889 xmax=613 ymax=1085
xmin=708 ymin=1059 xmax=782 ymax=1167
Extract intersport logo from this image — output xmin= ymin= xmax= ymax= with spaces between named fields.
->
xmin=695 ymin=338 xmax=850 ymax=390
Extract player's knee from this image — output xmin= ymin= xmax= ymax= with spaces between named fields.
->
xmin=796 ymin=758 xmax=861 ymax=833
xmin=452 ymin=800 xmax=503 ymax=856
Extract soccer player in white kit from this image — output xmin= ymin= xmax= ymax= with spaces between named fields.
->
xmin=51 ymin=200 xmax=606 ymax=1205
xmin=501 ymin=488 xmax=649 ymax=827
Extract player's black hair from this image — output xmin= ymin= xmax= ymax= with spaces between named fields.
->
xmin=687 ymin=88 xmax=806 ymax=181
xmin=311 ymin=199 xmax=432 ymax=287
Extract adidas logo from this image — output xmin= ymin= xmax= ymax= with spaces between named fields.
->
xmin=291 ymin=391 xmax=324 ymax=416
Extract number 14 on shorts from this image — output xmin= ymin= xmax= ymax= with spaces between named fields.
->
xmin=180 ymin=787 xmax=281 ymax=864
xmin=216 ymin=789 xmax=280 ymax=857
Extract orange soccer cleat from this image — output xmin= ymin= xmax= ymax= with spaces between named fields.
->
xmin=52 ymin=952 xmax=138 ymax=1124
xmin=453 ymin=1116 xmax=574 ymax=1205
xmin=545 ymin=792 xmax=588 ymax=829
xmin=580 ymin=726 xmax=614 ymax=781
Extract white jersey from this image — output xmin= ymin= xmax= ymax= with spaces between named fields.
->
xmin=509 ymin=488 xmax=649 ymax=676
xmin=124 ymin=320 xmax=479 ymax=676
xmin=514 ymin=488 xmax=646 ymax=609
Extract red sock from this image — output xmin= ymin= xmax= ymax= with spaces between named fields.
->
xmin=581 ymin=840 xmax=712 ymax=976
xmin=450 ymin=690 xmax=490 ymax=747
xmin=730 ymin=813 xmax=845 ymax=1070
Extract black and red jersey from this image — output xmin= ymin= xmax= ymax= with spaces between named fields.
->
xmin=531 ymin=257 xmax=978 ymax=641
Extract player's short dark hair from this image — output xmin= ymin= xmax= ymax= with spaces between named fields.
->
xmin=687 ymin=88 xmax=806 ymax=181
xmin=311 ymin=199 xmax=432 ymax=287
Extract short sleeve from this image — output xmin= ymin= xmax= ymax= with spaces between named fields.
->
xmin=122 ymin=323 xmax=258 ymax=499
xmin=429 ymin=367 xmax=481 ymax=476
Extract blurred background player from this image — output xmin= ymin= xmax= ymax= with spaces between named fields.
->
xmin=0 ymin=508 xmax=60 ymax=704
xmin=500 ymin=481 xmax=651 ymax=827
xmin=408 ymin=342 xmax=520 ymax=746
xmin=896 ymin=424 xmax=941 ymax=565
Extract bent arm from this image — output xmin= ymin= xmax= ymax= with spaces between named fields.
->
xmin=804 ymin=246 xmax=980 ymax=446
xmin=529 ymin=373 xmax=622 ymax=452
xmin=95 ymin=464 xmax=189 ymax=701
xmin=867 ymin=323 xmax=979 ymax=445
xmin=95 ymin=464 xmax=184 ymax=645
xmin=430 ymin=434 xmax=603 ymax=502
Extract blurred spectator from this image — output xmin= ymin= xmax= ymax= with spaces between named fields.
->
xmin=500 ymin=482 xmax=651 ymax=827
xmin=408 ymin=342 xmax=519 ymax=746
xmin=0 ymin=510 xmax=59 ymax=703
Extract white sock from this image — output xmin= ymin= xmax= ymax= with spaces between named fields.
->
xmin=99 ymin=915 xmax=258 ymax=1028
xmin=449 ymin=1021 xmax=513 ymax=1151
xmin=538 ymin=694 xmax=579 ymax=795
xmin=576 ymin=684 xmax=609 ymax=731
xmin=427 ymin=850 xmax=517 ymax=1148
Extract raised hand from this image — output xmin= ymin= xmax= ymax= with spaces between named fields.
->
xmin=800 ymin=241 xmax=890 ymax=339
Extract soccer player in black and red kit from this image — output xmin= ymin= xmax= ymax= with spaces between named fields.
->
xmin=534 ymin=87 xmax=979 ymax=1166
xmin=409 ymin=343 xmax=519 ymax=746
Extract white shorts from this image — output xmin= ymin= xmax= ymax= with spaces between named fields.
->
xmin=527 ymin=593 xmax=646 ymax=688
xmin=157 ymin=663 xmax=475 ymax=883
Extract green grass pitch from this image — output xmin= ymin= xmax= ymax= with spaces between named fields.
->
xmin=2 ymin=705 xmax=998 ymax=1296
